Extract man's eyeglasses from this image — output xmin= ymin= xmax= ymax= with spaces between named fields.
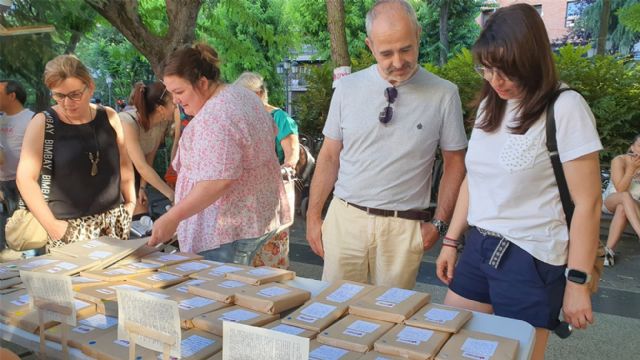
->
xmin=474 ymin=65 xmax=513 ymax=82
xmin=379 ymin=86 xmax=398 ymax=124
xmin=51 ymin=86 xmax=88 ymax=103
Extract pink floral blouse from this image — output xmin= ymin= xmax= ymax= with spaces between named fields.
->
xmin=172 ymin=85 xmax=288 ymax=254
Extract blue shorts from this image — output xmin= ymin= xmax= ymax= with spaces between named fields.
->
xmin=449 ymin=227 xmax=566 ymax=330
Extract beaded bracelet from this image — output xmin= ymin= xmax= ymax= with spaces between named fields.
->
xmin=443 ymin=238 xmax=459 ymax=247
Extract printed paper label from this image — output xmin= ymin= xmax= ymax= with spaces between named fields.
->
xmin=343 ymin=320 xmax=380 ymax=338
xmin=21 ymin=259 xmax=57 ymax=269
xmin=157 ymin=254 xmax=188 ymax=262
xmin=88 ymin=251 xmax=112 ymax=260
xmin=74 ymin=299 xmax=91 ymax=310
xmin=178 ymin=296 xmax=215 ymax=310
xmin=72 ymin=325 xmax=95 ymax=334
xmin=219 ymin=280 xmax=246 ymax=289
xmin=209 ymin=265 xmax=243 ymax=276
xmin=110 ymin=284 xmax=145 ymax=292
xmin=79 ymin=314 xmax=117 ymax=329
xmin=10 ymin=294 xmax=30 ymax=306
xmin=176 ymin=262 xmax=210 ymax=272
xmin=104 ymin=268 xmax=136 ymax=276
xmin=55 ymin=262 xmax=78 ymax=270
xmin=461 ymin=338 xmax=499 ymax=360
xmin=309 ymin=345 xmax=349 ymax=360
xmin=424 ymin=308 xmax=459 ymax=324
xmin=325 ymin=283 xmax=364 ymax=303
xmin=257 ymin=286 xmax=291 ymax=298
xmin=114 ymin=339 xmax=130 ymax=347
xmin=248 ymin=267 xmax=277 ymax=276
xmin=219 ymin=309 xmax=259 ymax=322
xmin=148 ymin=273 xmax=180 ymax=282
xmin=297 ymin=302 xmax=337 ymax=323
xmin=127 ymin=262 xmax=159 ymax=270
xmin=396 ymin=326 xmax=433 ymax=345
xmin=179 ymin=335 xmax=215 ymax=358
xmin=145 ymin=291 xmax=171 ymax=299
xmin=176 ymin=279 xmax=207 ymax=292
xmin=96 ymin=288 xmax=114 ymax=295
xmin=72 ymin=276 xmax=100 ymax=283
xmin=375 ymin=288 xmax=415 ymax=308
xmin=271 ymin=324 xmax=306 ymax=335
xmin=82 ymin=240 xmax=103 ymax=248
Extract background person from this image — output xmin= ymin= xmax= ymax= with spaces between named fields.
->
xmin=119 ymin=81 xmax=175 ymax=216
xmin=602 ymin=134 xmax=640 ymax=266
xmin=435 ymin=4 xmax=602 ymax=359
xmin=148 ymin=43 xmax=289 ymax=263
xmin=234 ymin=72 xmax=300 ymax=170
xmin=0 ymin=80 xmax=34 ymax=253
xmin=17 ymin=55 xmax=135 ymax=249
xmin=306 ymin=0 xmax=467 ymax=289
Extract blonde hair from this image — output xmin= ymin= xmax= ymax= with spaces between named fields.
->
xmin=234 ymin=72 xmax=268 ymax=103
xmin=44 ymin=55 xmax=93 ymax=89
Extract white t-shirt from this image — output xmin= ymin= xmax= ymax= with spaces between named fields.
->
xmin=323 ymin=65 xmax=468 ymax=210
xmin=466 ymin=90 xmax=602 ymax=265
xmin=0 ymin=108 xmax=34 ymax=181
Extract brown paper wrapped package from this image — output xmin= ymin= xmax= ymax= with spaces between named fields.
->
xmin=435 ymin=329 xmax=519 ymax=360
xmin=233 ymin=283 xmax=311 ymax=314
xmin=349 ymin=287 xmax=430 ymax=323
xmin=404 ymin=303 xmax=472 ymax=334
xmin=317 ymin=314 xmax=395 ymax=353
xmin=374 ymin=323 xmax=450 ymax=360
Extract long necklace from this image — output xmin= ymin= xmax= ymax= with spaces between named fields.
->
xmin=60 ymin=106 xmax=99 ymax=176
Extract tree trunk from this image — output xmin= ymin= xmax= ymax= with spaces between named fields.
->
xmin=326 ymin=0 xmax=350 ymax=67
xmin=596 ymin=0 xmax=611 ymax=55
xmin=438 ymin=0 xmax=452 ymax=66
xmin=84 ymin=0 xmax=204 ymax=77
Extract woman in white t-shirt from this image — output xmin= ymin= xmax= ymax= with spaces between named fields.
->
xmin=602 ymin=134 xmax=640 ymax=266
xmin=435 ymin=4 xmax=602 ymax=359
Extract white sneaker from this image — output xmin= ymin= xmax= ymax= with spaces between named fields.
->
xmin=604 ymin=247 xmax=615 ymax=267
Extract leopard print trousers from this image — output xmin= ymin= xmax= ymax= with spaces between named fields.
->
xmin=46 ymin=204 xmax=132 ymax=252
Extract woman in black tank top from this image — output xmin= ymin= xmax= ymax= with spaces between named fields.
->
xmin=16 ymin=55 xmax=136 ymax=250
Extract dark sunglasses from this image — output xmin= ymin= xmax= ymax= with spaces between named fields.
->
xmin=379 ymin=87 xmax=398 ymax=124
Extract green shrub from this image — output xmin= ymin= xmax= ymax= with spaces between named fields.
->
xmin=555 ymin=45 xmax=640 ymax=162
xmin=292 ymin=62 xmax=333 ymax=136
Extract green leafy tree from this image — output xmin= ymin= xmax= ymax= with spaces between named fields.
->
xmin=292 ymin=63 xmax=333 ymax=136
xmin=0 ymin=0 xmax=96 ymax=111
xmin=577 ymin=0 xmax=640 ymax=54
xmin=618 ymin=3 xmax=640 ymax=32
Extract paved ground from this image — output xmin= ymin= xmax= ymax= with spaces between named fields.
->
xmin=287 ymin=213 xmax=640 ymax=360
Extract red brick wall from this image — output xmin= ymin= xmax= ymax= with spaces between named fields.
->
xmin=478 ymin=0 xmax=572 ymax=42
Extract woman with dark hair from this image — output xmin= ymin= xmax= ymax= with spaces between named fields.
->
xmin=147 ymin=43 xmax=289 ymax=261
xmin=17 ymin=55 xmax=135 ymax=248
xmin=602 ymin=134 xmax=640 ymax=266
xmin=119 ymin=81 xmax=175 ymax=215
xmin=435 ymin=4 xmax=602 ymax=358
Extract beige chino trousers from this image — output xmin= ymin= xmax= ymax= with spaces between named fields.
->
xmin=321 ymin=198 xmax=424 ymax=289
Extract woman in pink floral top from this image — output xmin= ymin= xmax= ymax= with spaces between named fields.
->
xmin=148 ymin=43 xmax=288 ymax=259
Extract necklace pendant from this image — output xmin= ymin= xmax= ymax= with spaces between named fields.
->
xmin=91 ymin=162 xmax=98 ymax=176
xmin=89 ymin=151 xmax=100 ymax=177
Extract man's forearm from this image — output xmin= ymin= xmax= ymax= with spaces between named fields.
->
xmin=433 ymin=151 xmax=466 ymax=222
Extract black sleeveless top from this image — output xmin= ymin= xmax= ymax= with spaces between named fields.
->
xmin=47 ymin=106 xmax=121 ymax=219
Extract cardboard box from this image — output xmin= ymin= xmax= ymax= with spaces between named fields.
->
xmin=0 ymin=264 xmax=20 ymax=280
xmin=225 ymin=266 xmax=295 ymax=285
xmin=31 ymin=256 xmax=97 ymax=276
xmin=51 ymin=237 xmax=149 ymax=270
xmin=141 ymin=288 xmax=230 ymax=328
xmin=91 ymin=325 xmax=162 ymax=360
xmin=179 ymin=329 xmax=223 ymax=360
xmin=74 ymin=281 xmax=148 ymax=315
xmin=435 ymin=329 xmax=519 ymax=360
xmin=281 ymin=300 xmax=348 ymax=332
xmin=0 ymin=289 xmax=32 ymax=317
xmin=127 ymin=271 xmax=186 ymax=289
xmin=159 ymin=260 xmax=217 ymax=277
xmin=263 ymin=320 xmax=318 ymax=339
xmin=187 ymin=277 xmax=251 ymax=303
xmin=188 ymin=263 xmax=253 ymax=281
xmin=359 ymin=351 xmax=404 ymax=359
xmin=315 ymin=280 xmax=376 ymax=307
xmin=44 ymin=314 xmax=120 ymax=358
xmin=374 ymin=324 xmax=450 ymax=360
xmin=308 ymin=340 xmax=364 ymax=360
xmin=317 ymin=315 xmax=395 ymax=353
xmin=191 ymin=305 xmax=278 ymax=336
xmin=81 ymin=261 xmax=161 ymax=282
xmin=404 ymin=304 xmax=472 ymax=334
xmin=0 ymin=276 xmax=21 ymax=289
xmin=234 ymin=283 xmax=311 ymax=314
xmin=165 ymin=278 xmax=210 ymax=296
xmin=141 ymin=251 xmax=203 ymax=266
xmin=349 ymin=287 xmax=430 ymax=323
xmin=1 ymin=296 xmax=95 ymax=334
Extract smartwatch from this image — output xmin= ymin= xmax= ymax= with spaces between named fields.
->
xmin=429 ymin=218 xmax=449 ymax=238
xmin=564 ymin=268 xmax=592 ymax=285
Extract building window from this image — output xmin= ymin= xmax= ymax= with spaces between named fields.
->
xmin=534 ymin=4 xmax=543 ymax=16
xmin=565 ymin=1 xmax=581 ymax=28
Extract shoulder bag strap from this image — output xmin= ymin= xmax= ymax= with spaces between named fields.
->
xmin=545 ymin=87 xmax=578 ymax=229
xmin=17 ymin=109 xmax=55 ymax=209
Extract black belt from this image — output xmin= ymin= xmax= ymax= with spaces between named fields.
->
xmin=346 ymin=201 xmax=432 ymax=222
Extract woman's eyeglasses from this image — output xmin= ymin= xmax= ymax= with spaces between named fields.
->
xmin=379 ymin=86 xmax=398 ymax=124
xmin=474 ymin=65 xmax=513 ymax=82
xmin=51 ymin=86 xmax=88 ymax=103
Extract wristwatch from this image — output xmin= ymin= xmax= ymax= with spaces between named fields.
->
xmin=429 ymin=218 xmax=449 ymax=238
xmin=564 ymin=268 xmax=592 ymax=285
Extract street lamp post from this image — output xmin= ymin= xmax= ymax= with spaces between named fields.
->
xmin=276 ymin=58 xmax=299 ymax=114
xmin=105 ymin=75 xmax=113 ymax=108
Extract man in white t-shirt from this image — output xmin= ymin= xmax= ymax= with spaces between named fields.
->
xmin=0 ymin=80 xmax=34 ymax=250
xmin=306 ymin=0 xmax=467 ymax=289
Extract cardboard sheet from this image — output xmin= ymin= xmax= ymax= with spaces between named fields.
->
xmin=233 ymin=283 xmax=311 ymax=314
xmin=404 ymin=303 xmax=472 ymax=334
xmin=224 ymin=266 xmax=295 ymax=285
xmin=374 ymin=323 xmax=450 ymax=360
xmin=435 ymin=329 xmax=519 ymax=360
xmin=349 ymin=287 xmax=430 ymax=323
xmin=317 ymin=314 xmax=395 ymax=353
xmin=191 ymin=305 xmax=278 ymax=336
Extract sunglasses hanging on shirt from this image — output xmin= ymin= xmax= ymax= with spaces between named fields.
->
xmin=379 ymin=86 xmax=397 ymax=125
